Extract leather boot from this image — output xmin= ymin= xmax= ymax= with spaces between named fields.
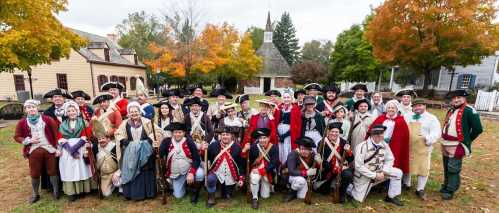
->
xmin=251 ymin=198 xmax=259 ymax=209
xmin=206 ymin=192 xmax=216 ymax=208
xmin=190 ymin=182 xmax=201 ymax=204
xmin=224 ymin=185 xmax=234 ymax=199
xmin=49 ymin=176 xmax=60 ymax=200
xmin=29 ymin=178 xmax=40 ymax=204
xmin=284 ymin=190 xmax=297 ymax=202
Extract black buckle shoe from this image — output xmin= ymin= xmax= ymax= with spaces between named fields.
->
xmin=68 ymin=195 xmax=77 ymax=202
xmin=28 ymin=195 xmax=40 ymax=204
xmin=251 ymin=198 xmax=259 ymax=209
xmin=284 ymin=190 xmax=297 ymax=202
xmin=207 ymin=193 xmax=216 ymax=208
xmin=384 ymin=196 xmax=404 ymax=206
xmin=415 ymin=190 xmax=427 ymax=201
xmin=441 ymin=192 xmax=453 ymax=200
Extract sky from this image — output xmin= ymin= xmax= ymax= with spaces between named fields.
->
xmin=57 ymin=0 xmax=385 ymax=45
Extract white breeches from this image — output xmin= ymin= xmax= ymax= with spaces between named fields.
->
xmin=289 ymin=176 xmax=308 ymax=199
xmin=348 ymin=167 xmax=402 ymax=202
xmin=250 ymin=173 xmax=271 ymax=200
xmin=403 ymin=175 xmax=429 ymax=191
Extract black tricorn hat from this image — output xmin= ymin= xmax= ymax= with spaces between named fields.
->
xmin=296 ymin=136 xmax=316 ymax=148
xmin=446 ymin=89 xmax=470 ymax=99
xmin=369 ymin=124 xmax=387 ymax=135
xmin=101 ymin=82 xmax=125 ymax=92
xmin=188 ymin=84 xmax=207 ymax=95
xmin=395 ymin=89 xmax=418 ymax=97
xmin=162 ymin=88 xmax=184 ymax=98
xmin=92 ymin=93 xmax=114 ymax=105
xmin=166 ymin=122 xmax=187 ymax=131
xmin=210 ymin=87 xmax=233 ymax=99
xmin=293 ymin=89 xmax=306 ymax=99
xmin=353 ymin=99 xmax=371 ymax=111
xmin=265 ymin=90 xmax=281 ymax=97
xmin=322 ymin=84 xmax=341 ymax=94
xmin=327 ymin=122 xmax=343 ymax=134
xmin=304 ymin=83 xmax=322 ymax=91
xmin=153 ymin=99 xmax=170 ymax=108
xmin=185 ymin=97 xmax=202 ymax=107
xmin=215 ymin=126 xmax=239 ymax=134
xmin=71 ymin=90 xmax=91 ymax=100
xmin=235 ymin=94 xmax=250 ymax=104
xmin=350 ymin=84 xmax=368 ymax=92
xmin=252 ymin=128 xmax=271 ymax=139
xmin=43 ymin=88 xmax=73 ymax=99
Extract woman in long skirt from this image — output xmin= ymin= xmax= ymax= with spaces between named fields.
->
xmin=115 ymin=102 xmax=164 ymax=200
xmin=56 ymin=101 xmax=94 ymax=202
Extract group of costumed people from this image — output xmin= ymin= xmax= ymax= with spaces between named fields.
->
xmin=14 ymin=80 xmax=482 ymax=209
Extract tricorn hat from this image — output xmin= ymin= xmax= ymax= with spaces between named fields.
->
xmin=296 ymin=136 xmax=316 ymax=148
xmin=265 ymin=90 xmax=281 ymax=97
xmin=322 ymin=84 xmax=341 ymax=94
xmin=210 ymin=87 xmax=233 ymax=99
xmin=327 ymin=122 xmax=343 ymax=134
xmin=188 ymin=84 xmax=207 ymax=95
xmin=395 ymin=89 xmax=418 ymax=97
xmin=101 ymin=82 xmax=125 ymax=92
xmin=71 ymin=90 xmax=91 ymax=100
xmin=294 ymin=89 xmax=306 ymax=99
xmin=446 ymin=89 xmax=469 ymax=99
xmin=252 ymin=128 xmax=271 ymax=139
xmin=215 ymin=126 xmax=239 ymax=134
xmin=153 ymin=99 xmax=170 ymax=108
xmin=166 ymin=122 xmax=187 ymax=132
xmin=350 ymin=84 xmax=368 ymax=92
xmin=304 ymin=83 xmax=322 ymax=91
xmin=369 ymin=124 xmax=387 ymax=135
xmin=162 ymin=88 xmax=184 ymax=98
xmin=43 ymin=88 xmax=72 ymax=99
xmin=353 ymin=99 xmax=371 ymax=111
xmin=92 ymin=93 xmax=114 ymax=105
xmin=185 ymin=97 xmax=202 ymax=107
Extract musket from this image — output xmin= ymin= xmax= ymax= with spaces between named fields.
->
xmin=304 ymin=175 xmax=313 ymax=205
xmin=332 ymin=146 xmax=346 ymax=203
xmin=245 ymin=149 xmax=251 ymax=203
xmin=83 ymin=117 xmax=103 ymax=199
xmin=151 ymin=114 xmax=167 ymax=205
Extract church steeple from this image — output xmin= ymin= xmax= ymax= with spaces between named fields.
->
xmin=264 ymin=11 xmax=273 ymax=43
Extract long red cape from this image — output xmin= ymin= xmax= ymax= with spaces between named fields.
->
xmin=273 ymin=103 xmax=302 ymax=150
xmin=369 ymin=114 xmax=410 ymax=174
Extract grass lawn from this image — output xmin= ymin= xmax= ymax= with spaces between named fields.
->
xmin=0 ymin=96 xmax=498 ymax=212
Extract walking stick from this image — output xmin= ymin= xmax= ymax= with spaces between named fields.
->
xmin=82 ymin=117 xmax=102 ymax=199
xmin=245 ymin=150 xmax=251 ymax=203
xmin=151 ymin=114 xmax=167 ymax=205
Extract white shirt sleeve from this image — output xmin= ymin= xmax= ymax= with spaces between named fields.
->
xmin=424 ymin=113 xmax=442 ymax=146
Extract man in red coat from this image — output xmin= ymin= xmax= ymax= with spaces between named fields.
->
xmin=14 ymin=99 xmax=60 ymax=204
xmin=273 ymin=89 xmax=302 ymax=164
xmin=101 ymin=82 xmax=128 ymax=118
xmin=242 ymin=100 xmax=278 ymax=150
xmin=368 ymin=100 xmax=410 ymax=186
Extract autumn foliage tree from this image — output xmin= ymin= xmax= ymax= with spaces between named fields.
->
xmin=0 ymin=0 xmax=86 ymax=72
xmin=145 ymin=23 xmax=262 ymax=87
xmin=365 ymin=0 xmax=499 ymax=90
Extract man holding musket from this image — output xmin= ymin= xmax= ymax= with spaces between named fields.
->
xmin=247 ymin=128 xmax=279 ymax=209
xmin=348 ymin=124 xmax=404 ymax=206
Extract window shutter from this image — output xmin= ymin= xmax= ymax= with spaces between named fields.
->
xmin=456 ymin=74 xmax=464 ymax=89
xmin=469 ymin=74 xmax=477 ymax=89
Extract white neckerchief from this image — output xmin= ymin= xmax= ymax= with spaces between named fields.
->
xmin=190 ymin=111 xmax=205 ymax=136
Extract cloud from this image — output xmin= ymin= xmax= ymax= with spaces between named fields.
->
xmin=57 ymin=0 xmax=384 ymax=44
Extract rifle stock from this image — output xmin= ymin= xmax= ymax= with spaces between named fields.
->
xmin=304 ymin=176 xmax=312 ymax=205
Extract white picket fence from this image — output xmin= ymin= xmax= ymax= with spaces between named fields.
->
xmin=475 ymin=90 xmax=499 ymax=111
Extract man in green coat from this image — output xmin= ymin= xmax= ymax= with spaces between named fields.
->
xmin=345 ymin=84 xmax=370 ymax=111
xmin=440 ymin=89 xmax=483 ymax=200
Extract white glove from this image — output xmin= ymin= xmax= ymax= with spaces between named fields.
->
xmin=306 ymin=168 xmax=317 ymax=176
xmin=314 ymin=154 xmax=323 ymax=164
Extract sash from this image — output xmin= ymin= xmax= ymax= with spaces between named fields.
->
xmin=209 ymin=142 xmax=239 ymax=172
xmin=351 ymin=114 xmax=369 ymax=131
xmin=324 ymin=138 xmax=342 ymax=163
xmin=190 ymin=112 xmax=205 ymax=136
xmin=252 ymin=143 xmax=273 ymax=167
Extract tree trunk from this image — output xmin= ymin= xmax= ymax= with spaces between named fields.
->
xmin=422 ymin=69 xmax=432 ymax=92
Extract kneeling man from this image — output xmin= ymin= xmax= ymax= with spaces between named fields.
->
xmin=348 ymin=124 xmax=404 ymax=206
xmin=159 ymin=122 xmax=204 ymax=203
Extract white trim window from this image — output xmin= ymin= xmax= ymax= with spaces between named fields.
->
xmin=461 ymin=75 xmax=471 ymax=89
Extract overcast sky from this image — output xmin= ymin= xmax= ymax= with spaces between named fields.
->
xmin=57 ymin=0 xmax=385 ymax=45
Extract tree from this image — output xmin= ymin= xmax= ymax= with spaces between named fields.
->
xmin=291 ymin=60 xmax=328 ymax=84
xmin=273 ymin=12 xmax=300 ymax=65
xmin=246 ymin=26 xmax=264 ymax=50
xmin=0 ymin=0 xmax=86 ymax=72
xmin=301 ymin=40 xmax=333 ymax=66
xmin=365 ymin=0 xmax=499 ymax=91
xmin=116 ymin=11 xmax=167 ymax=61
xmin=329 ymin=24 xmax=385 ymax=83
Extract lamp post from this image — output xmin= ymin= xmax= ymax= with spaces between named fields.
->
xmin=27 ymin=69 xmax=34 ymax=99
xmin=156 ymin=68 xmax=161 ymax=101
xmin=389 ymin=65 xmax=399 ymax=92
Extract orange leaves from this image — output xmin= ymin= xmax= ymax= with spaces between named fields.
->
xmin=365 ymin=0 xmax=499 ymax=69
xmin=145 ymin=22 xmax=261 ymax=80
